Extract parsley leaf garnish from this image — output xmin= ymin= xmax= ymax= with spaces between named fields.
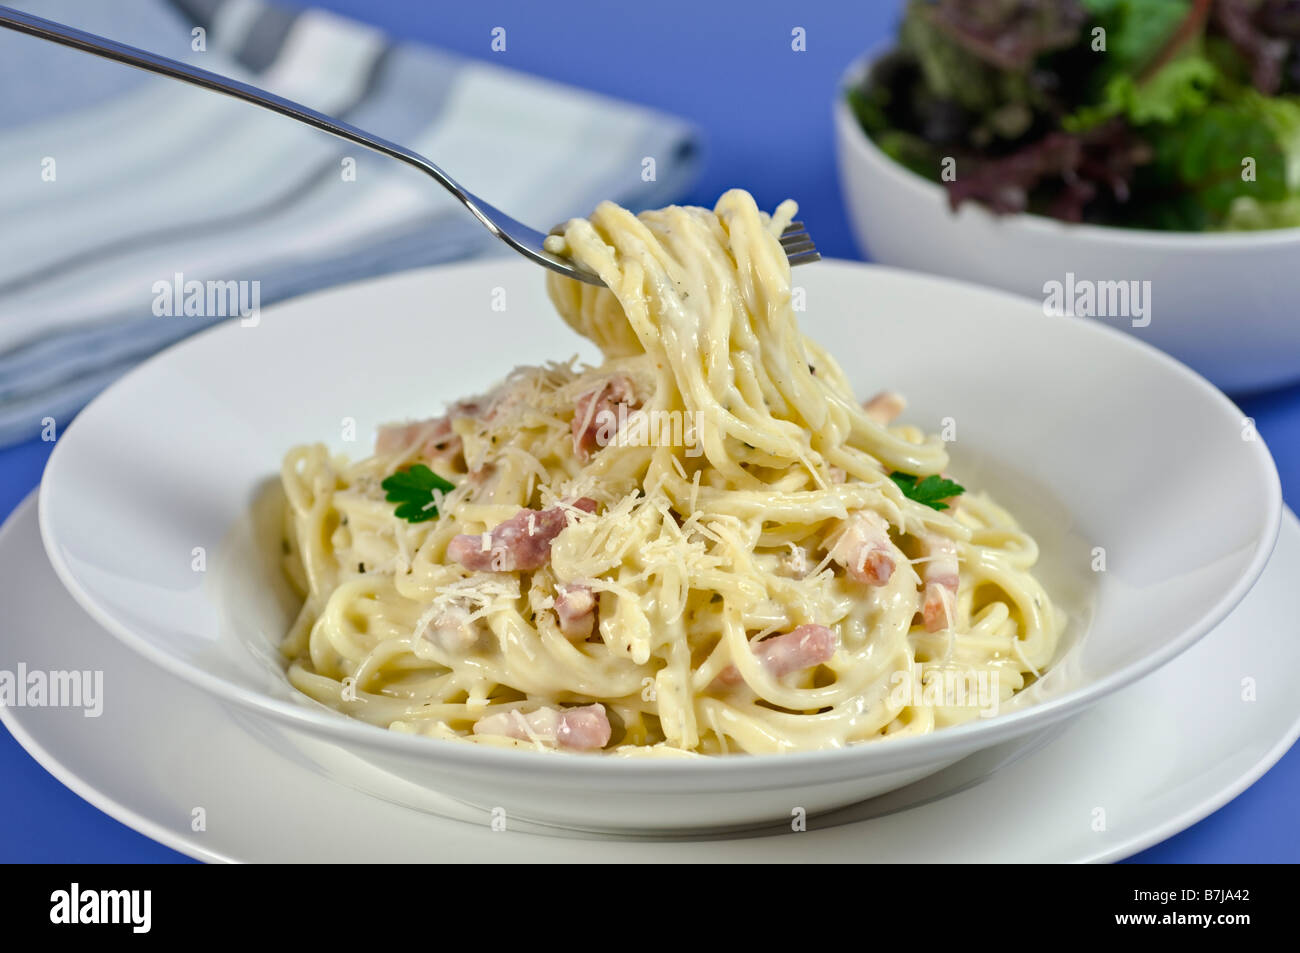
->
xmin=381 ymin=464 xmax=455 ymax=523
xmin=889 ymin=472 xmax=966 ymax=511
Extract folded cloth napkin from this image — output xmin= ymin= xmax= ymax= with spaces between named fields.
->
xmin=0 ymin=0 xmax=701 ymax=446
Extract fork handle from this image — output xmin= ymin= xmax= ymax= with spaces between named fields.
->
xmin=0 ymin=5 xmax=489 ymax=229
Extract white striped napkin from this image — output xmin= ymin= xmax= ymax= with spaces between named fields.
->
xmin=0 ymin=0 xmax=701 ymax=445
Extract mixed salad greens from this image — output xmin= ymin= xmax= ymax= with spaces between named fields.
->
xmin=849 ymin=0 xmax=1300 ymax=230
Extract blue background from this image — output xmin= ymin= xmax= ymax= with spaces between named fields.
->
xmin=1 ymin=0 xmax=1297 ymax=862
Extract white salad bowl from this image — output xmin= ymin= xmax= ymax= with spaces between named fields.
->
xmin=39 ymin=258 xmax=1281 ymax=832
xmin=835 ymin=53 xmax=1300 ymax=395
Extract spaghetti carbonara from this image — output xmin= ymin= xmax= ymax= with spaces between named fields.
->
xmin=279 ymin=189 xmax=1062 ymax=756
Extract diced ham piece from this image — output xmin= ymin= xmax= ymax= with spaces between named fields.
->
xmin=715 ymin=624 xmax=838 ymax=687
xmin=472 ymin=703 xmax=611 ymax=751
xmin=571 ymin=376 xmax=639 ymax=462
xmin=376 ymin=417 xmax=455 ymax=459
xmin=864 ymin=390 xmax=907 ymax=425
xmin=827 ymin=510 xmax=896 ymax=586
xmin=920 ymin=535 xmax=960 ymax=632
xmin=447 ymin=498 xmax=598 ymax=572
xmin=376 ymin=400 xmax=482 ymax=462
xmin=554 ymin=583 xmax=597 ymax=640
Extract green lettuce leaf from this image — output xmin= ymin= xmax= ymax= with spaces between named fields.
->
xmin=1079 ymin=0 xmax=1195 ymax=76
xmin=1236 ymin=90 xmax=1300 ymax=190
xmin=1065 ymin=55 xmax=1219 ymax=129
xmin=1219 ymin=91 xmax=1300 ymax=228
xmin=1136 ymin=102 xmax=1291 ymax=228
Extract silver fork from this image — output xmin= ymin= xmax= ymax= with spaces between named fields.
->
xmin=0 ymin=6 xmax=820 ymax=287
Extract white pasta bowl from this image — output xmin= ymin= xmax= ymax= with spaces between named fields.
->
xmin=834 ymin=52 xmax=1300 ymax=395
xmin=39 ymin=258 xmax=1280 ymax=832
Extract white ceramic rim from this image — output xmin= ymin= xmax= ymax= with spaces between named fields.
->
xmin=37 ymin=259 xmax=1284 ymax=785
xmin=835 ymin=49 xmax=1300 ymax=249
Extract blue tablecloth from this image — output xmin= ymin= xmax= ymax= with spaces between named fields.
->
xmin=1 ymin=0 xmax=1297 ymax=863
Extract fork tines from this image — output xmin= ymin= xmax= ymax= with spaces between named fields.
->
xmin=780 ymin=221 xmax=821 ymax=266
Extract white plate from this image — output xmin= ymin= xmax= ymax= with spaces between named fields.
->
xmin=38 ymin=259 xmax=1282 ymax=830
xmin=6 ymin=492 xmax=1300 ymax=861
xmin=835 ymin=52 xmax=1300 ymax=394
